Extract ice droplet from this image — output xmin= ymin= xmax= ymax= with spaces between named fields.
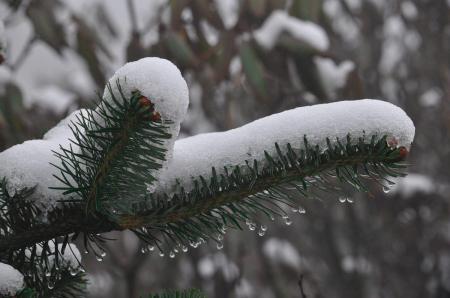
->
xmin=284 ymin=217 xmax=292 ymax=226
xmin=69 ymin=267 xmax=78 ymax=276
xmin=48 ymin=280 xmax=55 ymax=289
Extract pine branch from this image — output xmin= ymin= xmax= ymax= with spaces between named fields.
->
xmin=0 ymin=134 xmax=408 ymax=253
xmin=51 ymin=81 xmax=172 ymax=217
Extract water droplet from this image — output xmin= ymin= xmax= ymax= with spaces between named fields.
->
xmin=84 ymin=250 xmax=89 ymax=255
xmin=69 ymin=267 xmax=78 ymax=276
xmin=260 ymin=225 xmax=268 ymax=231
xmin=299 ymin=207 xmax=306 ymax=214
xmin=45 ymin=270 xmax=51 ymax=278
xmin=159 ymin=251 xmax=165 ymax=257
xmin=169 ymin=251 xmax=176 ymax=258
xmin=270 ymin=215 xmax=275 ymax=221
xmin=182 ymin=246 xmax=188 ymax=253
xmin=141 ymin=247 xmax=147 ymax=254
xmin=96 ymin=256 xmax=103 ymax=262
xmin=217 ymin=234 xmax=224 ymax=241
xmin=217 ymin=242 xmax=224 ymax=250
xmin=248 ymin=223 xmax=256 ymax=231
xmin=100 ymin=251 xmax=107 ymax=257
xmin=339 ymin=197 xmax=347 ymax=203
xmin=79 ymin=267 xmax=86 ymax=273
xmin=48 ymin=280 xmax=55 ymax=290
xmin=382 ymin=186 xmax=391 ymax=193
xmin=258 ymin=229 xmax=266 ymax=237
xmin=291 ymin=208 xmax=299 ymax=213
xmin=148 ymin=245 xmax=155 ymax=251
xmin=346 ymin=197 xmax=354 ymax=203
xmin=284 ymin=217 xmax=292 ymax=226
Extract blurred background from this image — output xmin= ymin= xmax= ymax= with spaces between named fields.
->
xmin=0 ymin=0 xmax=449 ymax=297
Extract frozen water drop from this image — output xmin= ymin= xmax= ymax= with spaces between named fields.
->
xmin=284 ymin=217 xmax=292 ymax=226
xmin=69 ymin=267 xmax=78 ymax=276
xmin=48 ymin=280 xmax=55 ymax=290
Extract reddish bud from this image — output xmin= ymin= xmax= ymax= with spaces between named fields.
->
xmin=139 ymin=95 xmax=153 ymax=108
xmin=398 ymin=146 xmax=408 ymax=159
xmin=151 ymin=112 xmax=161 ymax=122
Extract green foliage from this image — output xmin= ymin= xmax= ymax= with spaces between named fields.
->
xmin=50 ymin=82 xmax=173 ymax=218
xmin=148 ymin=288 xmax=206 ymax=298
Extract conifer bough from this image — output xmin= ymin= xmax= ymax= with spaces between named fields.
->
xmin=0 ymin=58 xmax=414 ymax=296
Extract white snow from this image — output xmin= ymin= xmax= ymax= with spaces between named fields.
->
xmin=389 ymin=173 xmax=434 ymax=198
xmin=214 ymin=0 xmax=239 ymax=29
xmin=155 ymin=99 xmax=415 ymax=193
xmin=103 ymin=57 xmax=189 ymax=126
xmin=198 ymin=253 xmax=239 ymax=281
xmin=263 ymin=238 xmax=301 ymax=268
xmin=25 ymin=242 xmax=82 ymax=269
xmin=314 ymin=57 xmax=354 ymax=98
xmin=0 ymin=19 xmax=6 ymax=59
xmin=0 ymin=262 xmax=24 ymax=296
xmin=0 ymin=109 xmax=86 ymax=210
xmin=27 ymin=85 xmax=77 ymax=114
xmin=419 ymin=88 xmax=442 ymax=107
xmin=253 ymin=10 xmax=329 ymax=52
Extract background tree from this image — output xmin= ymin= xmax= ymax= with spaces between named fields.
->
xmin=0 ymin=0 xmax=448 ymax=297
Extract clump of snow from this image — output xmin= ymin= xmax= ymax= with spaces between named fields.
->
xmin=419 ymin=88 xmax=442 ymax=107
xmin=25 ymin=242 xmax=82 ymax=269
xmin=156 ymin=99 xmax=415 ymax=193
xmin=214 ymin=0 xmax=239 ymax=29
xmin=314 ymin=57 xmax=354 ymax=98
xmin=103 ymin=57 xmax=189 ymax=128
xmin=0 ymin=262 xmax=24 ymax=296
xmin=198 ymin=253 xmax=239 ymax=281
xmin=401 ymin=1 xmax=418 ymax=20
xmin=0 ymin=20 xmax=6 ymax=60
xmin=263 ymin=238 xmax=301 ymax=269
xmin=389 ymin=173 xmax=434 ymax=198
xmin=0 ymin=109 xmax=86 ymax=211
xmin=27 ymin=85 xmax=77 ymax=114
xmin=253 ymin=10 xmax=329 ymax=51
